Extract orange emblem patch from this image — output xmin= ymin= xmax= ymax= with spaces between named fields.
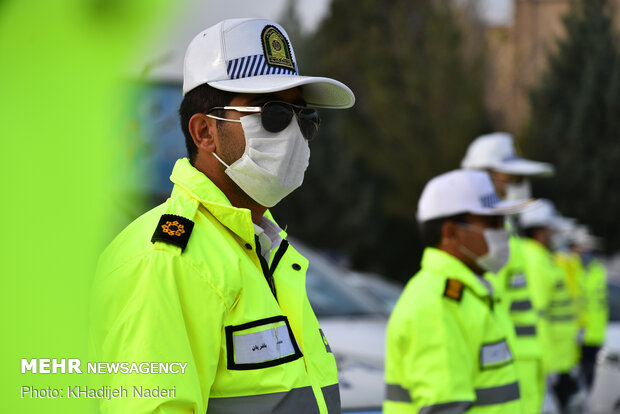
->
xmin=444 ymin=278 xmax=464 ymax=301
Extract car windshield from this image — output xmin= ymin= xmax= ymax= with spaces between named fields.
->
xmin=292 ymin=240 xmax=380 ymax=317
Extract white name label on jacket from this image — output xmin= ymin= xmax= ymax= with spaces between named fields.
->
xmin=509 ymin=274 xmax=527 ymax=289
xmin=233 ymin=324 xmax=296 ymax=364
xmin=480 ymin=340 xmax=512 ymax=369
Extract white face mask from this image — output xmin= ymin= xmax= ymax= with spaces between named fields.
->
xmin=212 ymin=114 xmax=310 ymax=208
xmin=505 ymin=178 xmax=531 ymax=201
xmin=458 ymin=224 xmax=511 ymax=274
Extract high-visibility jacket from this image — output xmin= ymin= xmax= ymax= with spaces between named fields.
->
xmin=555 ymin=251 xmax=587 ymax=331
xmin=90 ymin=158 xmax=340 ymax=414
xmin=384 ymin=248 xmax=524 ymax=414
xmin=490 ymin=236 xmax=544 ymax=414
xmin=521 ymin=239 xmax=579 ymax=374
xmin=582 ymin=258 xmax=608 ymax=346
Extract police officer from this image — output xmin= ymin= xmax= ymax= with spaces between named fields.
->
xmin=90 ymin=18 xmax=354 ymax=413
xmin=519 ymin=200 xmax=580 ymax=411
xmin=460 ymin=132 xmax=552 ymax=413
xmin=384 ymin=169 xmax=527 ymax=414
xmin=570 ymin=227 xmax=608 ymax=388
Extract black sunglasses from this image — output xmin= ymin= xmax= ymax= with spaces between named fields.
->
xmin=206 ymin=101 xmax=320 ymax=141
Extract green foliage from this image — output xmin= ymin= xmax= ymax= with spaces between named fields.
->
xmin=524 ymin=0 xmax=620 ymax=253
xmin=273 ymin=0 xmax=488 ymax=281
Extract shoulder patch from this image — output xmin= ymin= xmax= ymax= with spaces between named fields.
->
xmin=151 ymin=214 xmax=194 ymax=252
xmin=444 ymin=278 xmax=464 ymax=301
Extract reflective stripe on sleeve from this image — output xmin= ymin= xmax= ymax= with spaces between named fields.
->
xmin=419 ymin=401 xmax=473 ymax=413
xmin=207 ymin=386 xmax=318 ymax=414
xmin=549 ymin=314 xmax=576 ymax=322
xmin=474 ymin=381 xmax=520 ymax=406
xmin=515 ymin=325 xmax=537 ymax=336
xmin=480 ymin=339 xmax=512 ymax=369
xmin=322 ymin=384 xmax=341 ymax=414
xmin=550 ymin=298 xmax=573 ymax=307
xmin=510 ymin=300 xmax=533 ymax=311
xmin=385 ymin=383 xmax=412 ymax=402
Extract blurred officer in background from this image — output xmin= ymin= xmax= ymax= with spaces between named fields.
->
xmin=519 ymin=200 xmax=580 ymax=411
xmin=461 ymin=132 xmax=552 ymax=413
xmin=384 ymin=169 xmax=528 ymax=414
xmin=570 ymin=226 xmax=608 ymax=389
xmin=91 ymin=18 xmax=355 ymax=413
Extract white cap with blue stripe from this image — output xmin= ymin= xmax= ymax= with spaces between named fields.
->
xmin=183 ymin=18 xmax=355 ymax=109
xmin=417 ymin=170 xmax=533 ymax=222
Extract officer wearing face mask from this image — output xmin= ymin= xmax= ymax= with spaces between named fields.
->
xmin=566 ymin=227 xmax=608 ymax=390
xmin=461 ymin=132 xmax=553 ymax=414
xmin=90 ymin=18 xmax=354 ymax=414
xmin=384 ymin=169 xmax=529 ymax=414
xmin=519 ymin=200 xmax=580 ymax=411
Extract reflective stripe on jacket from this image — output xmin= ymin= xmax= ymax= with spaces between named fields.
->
xmin=90 ymin=158 xmax=339 ymax=413
xmin=384 ymin=248 xmax=524 ymax=414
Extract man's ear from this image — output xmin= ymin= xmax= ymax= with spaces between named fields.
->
xmin=439 ymin=220 xmax=459 ymax=250
xmin=188 ymin=114 xmax=217 ymax=153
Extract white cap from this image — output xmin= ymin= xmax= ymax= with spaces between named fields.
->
xmin=417 ymin=170 xmax=532 ymax=222
xmin=461 ymin=132 xmax=554 ymax=176
xmin=571 ymin=225 xmax=602 ymax=250
xmin=183 ymin=18 xmax=355 ymax=108
xmin=518 ymin=199 xmax=563 ymax=229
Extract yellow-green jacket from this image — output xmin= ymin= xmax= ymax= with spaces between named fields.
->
xmin=555 ymin=252 xmax=586 ymax=331
xmin=521 ymin=239 xmax=579 ymax=374
xmin=582 ymin=258 xmax=608 ymax=346
xmin=90 ymin=158 xmax=339 ymax=413
xmin=384 ymin=248 xmax=523 ymax=414
xmin=491 ymin=236 xmax=543 ymax=414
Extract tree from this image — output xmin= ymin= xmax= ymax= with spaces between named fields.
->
xmin=524 ymin=0 xmax=620 ymax=253
xmin=273 ymin=0 xmax=489 ymax=281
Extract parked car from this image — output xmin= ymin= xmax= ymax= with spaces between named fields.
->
xmin=587 ymin=281 xmax=620 ymax=414
xmin=292 ymin=238 xmax=392 ymax=414
xmin=346 ymin=271 xmax=403 ymax=315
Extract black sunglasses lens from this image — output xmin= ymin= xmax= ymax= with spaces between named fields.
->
xmin=261 ymin=103 xmax=320 ymax=140
xmin=261 ymin=103 xmax=294 ymax=133
xmin=298 ymin=109 xmax=320 ymax=141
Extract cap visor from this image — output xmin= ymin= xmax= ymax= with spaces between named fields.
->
xmin=470 ymin=198 xmax=536 ymax=216
xmin=494 ymin=158 xmax=554 ymax=177
xmin=209 ymin=74 xmax=355 ymax=109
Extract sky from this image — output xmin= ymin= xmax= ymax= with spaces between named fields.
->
xmin=132 ymin=0 xmax=512 ymax=82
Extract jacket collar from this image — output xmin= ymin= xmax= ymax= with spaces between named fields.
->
xmin=421 ymin=247 xmax=491 ymax=298
xmin=169 ymin=158 xmax=256 ymax=246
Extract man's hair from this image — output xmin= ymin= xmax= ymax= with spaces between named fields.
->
xmin=522 ymin=226 xmax=543 ymax=240
xmin=179 ymin=84 xmax=236 ymax=163
xmin=418 ymin=213 xmax=468 ymax=248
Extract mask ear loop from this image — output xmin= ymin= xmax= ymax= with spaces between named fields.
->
xmin=454 ymin=223 xmax=485 ymax=266
xmin=212 ymin=152 xmax=231 ymax=169
xmin=207 ymin=113 xmax=249 ymax=169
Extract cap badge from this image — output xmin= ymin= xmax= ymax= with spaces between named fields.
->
xmin=261 ymin=25 xmax=295 ymax=72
